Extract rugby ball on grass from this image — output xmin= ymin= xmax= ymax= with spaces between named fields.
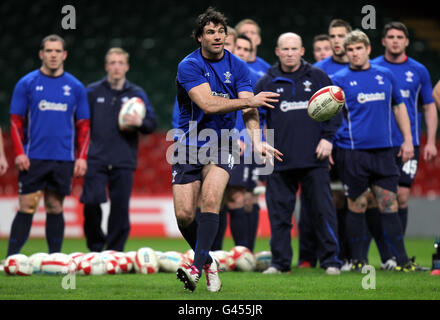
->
xmin=100 ymin=252 xmax=121 ymax=275
xmin=29 ymin=252 xmax=49 ymax=274
xmin=134 ymin=247 xmax=159 ymax=274
xmin=212 ymin=250 xmax=235 ymax=272
xmin=118 ymin=97 xmax=146 ymax=131
xmin=77 ymin=252 xmax=106 ymax=275
xmin=158 ymin=251 xmax=185 ymax=273
xmin=41 ymin=253 xmax=74 ymax=275
xmin=308 ymin=85 xmax=345 ymax=121
xmin=255 ymin=251 xmax=272 ymax=272
xmin=4 ymin=254 xmax=33 ymax=276
xmin=230 ymin=246 xmax=256 ymax=272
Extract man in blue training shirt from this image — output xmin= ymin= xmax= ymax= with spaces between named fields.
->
xmin=235 ymin=19 xmax=271 ymax=77
xmin=332 ymin=30 xmax=422 ymax=272
xmin=256 ymin=32 xmax=342 ymax=276
xmin=173 ymin=7 xmax=282 ymax=292
xmin=80 ymin=48 xmax=157 ymax=252
xmin=7 ymin=34 xmax=90 ymax=258
xmin=372 ymin=22 xmax=438 ymax=234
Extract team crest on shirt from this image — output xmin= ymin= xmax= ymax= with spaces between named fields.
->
xmin=224 ymin=71 xmax=232 ymax=83
xmin=303 ymin=80 xmax=312 ymax=92
xmin=375 ymin=75 xmax=384 ymax=85
xmin=62 ymin=85 xmax=71 ymax=96
xmin=405 ymin=71 xmax=414 ymax=82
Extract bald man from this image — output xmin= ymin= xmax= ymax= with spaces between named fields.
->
xmin=255 ymin=32 xmax=342 ymax=275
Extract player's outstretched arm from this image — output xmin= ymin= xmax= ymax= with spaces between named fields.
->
xmin=188 ymin=82 xmax=279 ymax=114
xmin=393 ymin=102 xmax=414 ymax=163
xmin=433 ymin=80 xmax=440 ymax=112
xmin=0 ymin=128 xmax=8 ymax=175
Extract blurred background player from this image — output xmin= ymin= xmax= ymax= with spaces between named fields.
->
xmin=299 ymin=19 xmax=352 ymax=270
xmin=224 ymin=26 xmax=237 ymax=52
xmin=313 ymin=34 xmax=332 ymax=62
xmin=332 ymin=29 xmax=422 ymax=272
xmin=0 ymin=128 xmax=8 ymax=175
xmin=235 ymin=18 xmax=271 ymax=77
xmin=6 ymin=34 xmax=90 ymax=258
xmin=371 ymin=22 xmax=437 ymax=269
xmin=256 ymin=32 xmax=342 ymax=275
xmin=80 ymin=48 xmax=157 ymax=252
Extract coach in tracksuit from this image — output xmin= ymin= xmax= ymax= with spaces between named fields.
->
xmin=256 ymin=33 xmax=342 ymax=274
xmin=81 ymin=48 xmax=156 ymax=252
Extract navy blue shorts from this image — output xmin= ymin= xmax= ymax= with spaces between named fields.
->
xmin=18 ymin=159 xmax=74 ymax=195
xmin=393 ymin=146 xmax=420 ymax=188
xmin=336 ymin=148 xmax=399 ymax=199
xmin=171 ymin=143 xmax=239 ymax=185
xmin=228 ymin=161 xmax=259 ymax=191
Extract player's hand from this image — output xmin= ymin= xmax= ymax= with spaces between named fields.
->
xmin=423 ymin=142 xmax=437 ymax=162
xmin=74 ymin=159 xmax=87 ymax=178
xmin=397 ymin=140 xmax=414 ymax=163
xmin=0 ymin=155 xmax=8 ymax=175
xmin=254 ymin=141 xmax=283 ymax=166
xmin=15 ymin=154 xmax=30 ymax=171
xmin=238 ymin=139 xmax=246 ymax=156
xmin=123 ymin=110 xmax=142 ymax=128
xmin=247 ymin=92 xmax=280 ymax=109
xmin=315 ymin=139 xmax=333 ymax=161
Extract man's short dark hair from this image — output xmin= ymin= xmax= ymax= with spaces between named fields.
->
xmin=236 ymin=34 xmax=253 ymax=52
xmin=40 ymin=34 xmax=66 ymax=50
xmin=328 ymin=19 xmax=352 ymax=33
xmin=382 ymin=21 xmax=409 ymax=38
xmin=192 ymin=7 xmax=228 ymax=44
xmin=313 ymin=34 xmax=330 ymax=44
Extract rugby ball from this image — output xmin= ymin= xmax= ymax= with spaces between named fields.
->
xmin=230 ymin=246 xmax=256 ymax=272
xmin=158 ymin=251 xmax=185 ymax=273
xmin=41 ymin=253 xmax=74 ymax=275
xmin=4 ymin=254 xmax=33 ymax=276
xmin=255 ymin=251 xmax=272 ymax=272
xmin=77 ymin=252 xmax=106 ymax=275
xmin=212 ymin=250 xmax=235 ymax=272
xmin=100 ymin=252 xmax=121 ymax=275
xmin=308 ymin=85 xmax=345 ymax=121
xmin=134 ymin=247 xmax=159 ymax=274
xmin=29 ymin=252 xmax=49 ymax=274
xmin=118 ymin=97 xmax=146 ymax=131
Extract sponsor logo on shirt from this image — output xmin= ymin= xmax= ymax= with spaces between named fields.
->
xmin=211 ymin=91 xmax=230 ymax=99
xmin=357 ymin=92 xmax=386 ymax=104
xmin=400 ymin=89 xmax=410 ymax=98
xmin=38 ymin=100 xmax=68 ymax=112
xmin=280 ymin=100 xmax=308 ymax=112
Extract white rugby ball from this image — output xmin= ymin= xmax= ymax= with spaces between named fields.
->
xmin=118 ymin=97 xmax=146 ymax=131
xmin=229 ymin=246 xmax=256 ymax=272
xmin=212 ymin=250 xmax=235 ymax=271
xmin=29 ymin=252 xmax=49 ymax=274
xmin=255 ymin=251 xmax=272 ymax=272
xmin=158 ymin=251 xmax=184 ymax=273
xmin=41 ymin=253 xmax=73 ymax=275
xmin=134 ymin=247 xmax=159 ymax=274
xmin=100 ymin=252 xmax=121 ymax=275
xmin=77 ymin=252 xmax=106 ymax=275
xmin=308 ymin=85 xmax=345 ymax=121
xmin=4 ymin=254 xmax=33 ymax=276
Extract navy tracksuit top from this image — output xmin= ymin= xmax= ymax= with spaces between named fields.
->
xmin=255 ymin=60 xmax=342 ymax=172
xmin=86 ymin=78 xmax=157 ymax=170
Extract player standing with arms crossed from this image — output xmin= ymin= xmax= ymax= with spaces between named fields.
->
xmin=173 ymin=7 xmax=282 ymax=292
xmin=332 ymin=30 xmax=421 ymax=272
xmin=6 ymin=35 xmax=90 ymax=258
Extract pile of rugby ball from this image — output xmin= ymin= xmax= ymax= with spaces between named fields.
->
xmin=2 ymin=246 xmax=272 ymax=276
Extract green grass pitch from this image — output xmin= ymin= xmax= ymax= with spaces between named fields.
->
xmin=0 ymin=237 xmax=439 ymax=300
